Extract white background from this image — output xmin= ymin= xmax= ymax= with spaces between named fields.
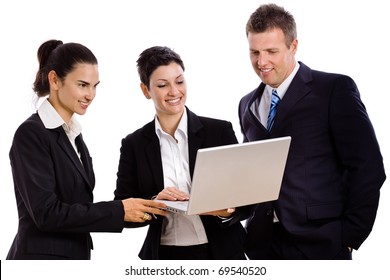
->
xmin=1 ymin=0 xmax=388 ymax=279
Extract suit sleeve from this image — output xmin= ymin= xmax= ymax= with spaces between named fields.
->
xmin=114 ymin=135 xmax=138 ymax=200
xmin=10 ymin=121 xmax=124 ymax=233
xmin=329 ymin=76 xmax=386 ymax=249
xmin=114 ymin=134 xmax=156 ymax=228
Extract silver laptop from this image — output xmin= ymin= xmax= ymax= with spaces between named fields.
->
xmin=156 ymin=136 xmax=291 ymax=215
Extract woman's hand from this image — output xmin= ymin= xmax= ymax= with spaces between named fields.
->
xmin=122 ymin=198 xmax=167 ymax=222
xmin=155 ymin=186 xmax=189 ymax=201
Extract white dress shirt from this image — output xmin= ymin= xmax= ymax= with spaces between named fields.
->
xmin=251 ymin=62 xmax=300 ymax=127
xmin=155 ymin=110 xmax=208 ymax=246
xmin=38 ymin=98 xmax=82 ymax=160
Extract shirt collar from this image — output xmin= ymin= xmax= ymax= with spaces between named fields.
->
xmin=155 ymin=109 xmax=188 ymax=140
xmin=266 ymin=61 xmax=300 ymax=99
xmin=38 ymin=98 xmax=82 ymax=135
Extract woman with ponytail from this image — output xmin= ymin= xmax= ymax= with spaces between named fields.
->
xmin=6 ymin=40 xmax=166 ymax=260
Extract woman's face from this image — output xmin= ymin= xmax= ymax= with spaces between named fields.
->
xmin=49 ymin=63 xmax=100 ymax=123
xmin=142 ymin=62 xmax=187 ymax=119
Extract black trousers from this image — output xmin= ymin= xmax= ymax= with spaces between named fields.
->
xmin=159 ymin=244 xmax=211 ymax=260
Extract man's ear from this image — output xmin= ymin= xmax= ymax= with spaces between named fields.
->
xmin=290 ymin=38 xmax=298 ymax=54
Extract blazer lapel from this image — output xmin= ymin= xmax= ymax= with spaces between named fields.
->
xmin=247 ymin=84 xmax=267 ymax=130
xmin=75 ymin=134 xmax=94 ymax=188
xmin=186 ymin=108 xmax=203 ymax=178
xmin=272 ymin=62 xmax=312 ymax=132
xmin=142 ymin=121 xmax=165 ymax=191
xmin=141 ymin=109 xmax=205 ymax=183
xmin=241 ymin=84 xmax=269 ymax=140
xmin=53 ymin=128 xmax=92 ymax=188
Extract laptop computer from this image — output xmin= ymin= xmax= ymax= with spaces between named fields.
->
xmin=156 ymin=136 xmax=291 ymax=215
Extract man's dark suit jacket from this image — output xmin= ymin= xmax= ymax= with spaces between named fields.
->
xmin=239 ymin=62 xmax=386 ymax=259
xmin=7 ymin=113 xmax=124 ymax=260
xmin=114 ymin=107 xmax=249 ymax=260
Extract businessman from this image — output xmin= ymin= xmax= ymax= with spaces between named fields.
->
xmin=238 ymin=3 xmax=386 ymax=259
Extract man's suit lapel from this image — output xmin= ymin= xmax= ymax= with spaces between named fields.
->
xmin=248 ymin=84 xmax=266 ymax=129
xmin=242 ymin=84 xmax=269 ymax=140
xmin=272 ymin=62 xmax=312 ymax=133
xmin=53 ymin=128 xmax=92 ymax=188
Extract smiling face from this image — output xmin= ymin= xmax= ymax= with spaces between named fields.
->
xmin=248 ymin=28 xmax=297 ymax=88
xmin=141 ymin=62 xmax=187 ymax=121
xmin=48 ymin=63 xmax=100 ymax=123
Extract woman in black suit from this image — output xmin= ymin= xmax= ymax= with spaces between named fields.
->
xmin=6 ymin=40 xmax=166 ymax=260
xmin=114 ymin=46 xmax=250 ymax=260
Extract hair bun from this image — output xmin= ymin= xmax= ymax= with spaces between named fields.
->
xmin=37 ymin=39 xmax=63 ymax=68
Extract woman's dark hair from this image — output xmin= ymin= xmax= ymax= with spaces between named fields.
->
xmin=136 ymin=46 xmax=185 ymax=89
xmin=33 ymin=39 xmax=98 ymax=97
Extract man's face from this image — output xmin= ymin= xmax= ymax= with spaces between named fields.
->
xmin=248 ymin=28 xmax=297 ymax=88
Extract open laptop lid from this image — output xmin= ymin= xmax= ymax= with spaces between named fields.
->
xmin=186 ymin=136 xmax=291 ymax=215
xmin=156 ymin=136 xmax=291 ymax=215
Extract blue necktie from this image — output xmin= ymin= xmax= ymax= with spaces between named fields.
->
xmin=267 ymin=89 xmax=281 ymax=131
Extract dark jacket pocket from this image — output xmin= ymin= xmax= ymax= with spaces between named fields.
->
xmin=306 ymin=202 xmax=343 ymax=220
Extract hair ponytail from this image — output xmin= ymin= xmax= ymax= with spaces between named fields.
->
xmin=32 ymin=39 xmax=97 ymax=97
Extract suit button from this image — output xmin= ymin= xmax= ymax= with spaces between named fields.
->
xmin=266 ymin=210 xmax=272 ymax=216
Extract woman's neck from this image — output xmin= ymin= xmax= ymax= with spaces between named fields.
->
xmin=48 ymin=96 xmax=72 ymax=125
xmin=157 ymin=112 xmax=183 ymax=137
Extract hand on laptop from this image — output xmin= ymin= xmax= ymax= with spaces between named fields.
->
xmin=155 ymin=186 xmax=190 ymax=201
xmin=122 ymin=198 xmax=167 ymax=222
xmin=201 ymin=208 xmax=235 ymax=217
